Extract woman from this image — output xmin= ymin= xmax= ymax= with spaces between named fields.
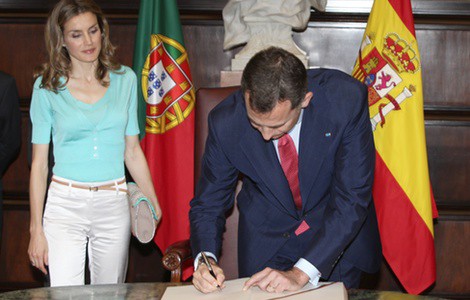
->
xmin=28 ymin=0 xmax=162 ymax=287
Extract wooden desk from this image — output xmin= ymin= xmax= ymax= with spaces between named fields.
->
xmin=0 ymin=283 xmax=448 ymax=299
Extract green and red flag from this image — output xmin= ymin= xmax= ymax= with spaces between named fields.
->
xmin=133 ymin=0 xmax=195 ymax=278
xmin=352 ymin=0 xmax=438 ymax=294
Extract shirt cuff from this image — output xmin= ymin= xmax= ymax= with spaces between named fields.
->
xmin=294 ymin=258 xmax=321 ymax=286
xmin=193 ymin=251 xmax=218 ymax=271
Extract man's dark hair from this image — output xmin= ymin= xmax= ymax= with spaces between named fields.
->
xmin=241 ymin=47 xmax=308 ymax=113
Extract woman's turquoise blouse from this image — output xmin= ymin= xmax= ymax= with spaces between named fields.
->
xmin=30 ymin=66 xmax=140 ymax=182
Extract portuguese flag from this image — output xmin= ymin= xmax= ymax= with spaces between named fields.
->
xmin=352 ymin=0 xmax=438 ymax=294
xmin=132 ymin=0 xmax=195 ymax=274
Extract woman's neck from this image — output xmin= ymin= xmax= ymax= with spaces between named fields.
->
xmin=69 ymin=60 xmax=99 ymax=83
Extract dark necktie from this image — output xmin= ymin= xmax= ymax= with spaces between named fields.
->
xmin=278 ymin=134 xmax=302 ymax=210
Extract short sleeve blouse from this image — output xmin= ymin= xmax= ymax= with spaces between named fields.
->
xmin=30 ymin=66 xmax=140 ymax=182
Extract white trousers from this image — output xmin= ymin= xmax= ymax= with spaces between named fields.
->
xmin=43 ymin=175 xmax=130 ymax=287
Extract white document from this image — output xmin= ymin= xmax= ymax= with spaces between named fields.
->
xmin=162 ymin=278 xmax=348 ymax=300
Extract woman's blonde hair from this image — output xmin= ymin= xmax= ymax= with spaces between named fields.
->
xmin=36 ymin=0 xmax=120 ymax=92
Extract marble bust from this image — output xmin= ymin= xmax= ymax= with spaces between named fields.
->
xmin=223 ymin=0 xmax=327 ymax=70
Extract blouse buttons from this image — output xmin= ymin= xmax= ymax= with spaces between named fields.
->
xmin=92 ymin=130 xmax=98 ymax=159
xmin=92 ymin=134 xmax=99 ymax=158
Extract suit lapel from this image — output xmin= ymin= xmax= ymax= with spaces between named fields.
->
xmin=299 ymin=91 xmax=332 ymax=206
xmin=240 ymin=126 xmax=299 ymax=218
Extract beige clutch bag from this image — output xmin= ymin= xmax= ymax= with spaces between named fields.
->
xmin=127 ymin=183 xmax=157 ymax=243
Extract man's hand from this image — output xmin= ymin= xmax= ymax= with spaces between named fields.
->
xmin=243 ymin=267 xmax=310 ymax=293
xmin=192 ymin=258 xmax=225 ymax=293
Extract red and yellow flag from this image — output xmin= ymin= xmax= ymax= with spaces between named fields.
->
xmin=132 ymin=0 xmax=195 ymax=278
xmin=352 ymin=0 xmax=438 ymax=294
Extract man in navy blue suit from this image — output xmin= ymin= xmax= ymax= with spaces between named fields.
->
xmin=190 ymin=47 xmax=381 ymax=294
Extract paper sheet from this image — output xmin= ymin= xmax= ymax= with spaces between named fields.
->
xmin=162 ymin=278 xmax=347 ymax=300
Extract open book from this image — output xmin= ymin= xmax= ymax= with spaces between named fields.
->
xmin=162 ymin=278 xmax=348 ymax=300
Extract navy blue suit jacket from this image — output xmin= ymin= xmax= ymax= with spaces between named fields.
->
xmin=190 ymin=68 xmax=381 ymax=279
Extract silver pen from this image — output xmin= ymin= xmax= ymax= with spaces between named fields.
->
xmin=201 ymin=252 xmax=222 ymax=291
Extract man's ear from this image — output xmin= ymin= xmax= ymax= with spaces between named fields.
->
xmin=244 ymin=91 xmax=250 ymax=101
xmin=301 ymin=92 xmax=313 ymax=108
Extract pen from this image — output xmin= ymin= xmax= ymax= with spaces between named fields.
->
xmin=201 ymin=252 xmax=222 ymax=291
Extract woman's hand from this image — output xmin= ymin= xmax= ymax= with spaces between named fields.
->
xmin=152 ymin=199 xmax=162 ymax=227
xmin=28 ymin=229 xmax=49 ymax=274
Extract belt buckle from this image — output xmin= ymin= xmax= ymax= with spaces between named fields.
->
xmin=89 ymin=186 xmax=99 ymax=192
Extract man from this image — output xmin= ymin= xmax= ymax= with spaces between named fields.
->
xmin=190 ymin=47 xmax=381 ymax=293
xmin=0 ymin=71 xmax=21 ymax=243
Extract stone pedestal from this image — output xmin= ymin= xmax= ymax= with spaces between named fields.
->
xmin=231 ymin=54 xmax=308 ymax=71
xmin=220 ymin=70 xmax=243 ymax=87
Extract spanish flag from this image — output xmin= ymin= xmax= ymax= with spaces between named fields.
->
xmin=132 ymin=0 xmax=195 ymax=277
xmin=352 ymin=0 xmax=438 ymax=294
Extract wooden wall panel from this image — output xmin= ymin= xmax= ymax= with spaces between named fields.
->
xmin=426 ymin=125 xmax=470 ymax=206
xmin=183 ymin=25 xmax=234 ymax=89
xmin=109 ymin=23 xmax=137 ymax=69
xmin=0 ymin=24 xmax=45 ymax=99
xmin=433 ymin=219 xmax=470 ymax=295
xmin=0 ymin=210 xmax=44 ymax=290
xmin=1 ymin=112 xmax=30 ymax=196
xmin=419 ymin=28 xmax=470 ymax=107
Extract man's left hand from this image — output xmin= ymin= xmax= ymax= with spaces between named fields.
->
xmin=243 ymin=267 xmax=310 ymax=293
